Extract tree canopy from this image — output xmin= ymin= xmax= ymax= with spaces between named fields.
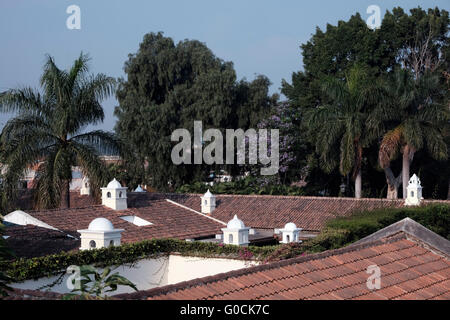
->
xmin=281 ymin=6 xmax=450 ymax=199
xmin=0 ymin=53 xmax=119 ymax=209
xmin=115 ymin=32 xmax=278 ymax=190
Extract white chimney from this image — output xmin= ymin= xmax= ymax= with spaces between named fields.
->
xmin=405 ymin=174 xmax=423 ymax=206
xmin=201 ymin=189 xmax=216 ymax=214
xmin=221 ymin=215 xmax=250 ymax=246
xmin=77 ymin=218 xmax=124 ymax=250
xmin=80 ymin=177 xmax=91 ymax=195
xmin=101 ymin=178 xmax=128 ymax=210
xmin=279 ymin=222 xmax=302 ymax=244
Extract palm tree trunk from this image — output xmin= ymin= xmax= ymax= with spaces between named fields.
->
xmin=402 ymin=147 xmax=410 ymax=199
xmin=355 ymin=168 xmax=362 ymax=199
xmin=60 ymin=180 xmax=70 ymax=208
xmin=402 ymin=145 xmax=415 ymax=199
xmin=385 ymin=167 xmax=401 ymax=200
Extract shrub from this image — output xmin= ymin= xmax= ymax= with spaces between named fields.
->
xmin=326 ymin=203 xmax=450 ymax=245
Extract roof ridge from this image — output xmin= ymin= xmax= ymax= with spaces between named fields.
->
xmin=351 ymin=218 xmax=450 ymax=256
xmin=158 ymin=192 xmax=407 ymax=202
xmin=26 ymin=204 xmax=106 ymax=214
xmin=165 ymin=199 xmax=227 ymax=226
xmin=113 ymin=233 xmax=410 ymax=300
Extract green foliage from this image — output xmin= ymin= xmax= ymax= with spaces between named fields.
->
xmin=265 ymin=204 xmax=450 ymax=262
xmin=0 ymin=238 xmax=277 ymax=282
xmin=327 ymin=204 xmax=450 ymax=241
xmin=304 ymin=64 xmax=381 ymax=199
xmin=0 ymin=53 xmax=119 ymax=209
xmin=64 ymin=265 xmax=137 ymax=299
xmin=282 ymin=6 xmax=450 ymax=199
xmin=177 ymin=176 xmax=305 ymax=196
xmin=115 ymin=32 xmax=278 ymax=191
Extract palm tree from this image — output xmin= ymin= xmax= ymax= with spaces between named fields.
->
xmin=378 ymin=69 xmax=448 ymax=199
xmin=0 ymin=53 xmax=119 ymax=209
xmin=305 ymin=65 xmax=378 ymax=198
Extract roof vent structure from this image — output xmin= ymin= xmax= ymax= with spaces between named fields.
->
xmin=201 ymin=189 xmax=216 ymax=214
xmin=279 ymin=222 xmax=302 ymax=244
xmin=221 ymin=215 xmax=250 ymax=246
xmin=100 ymin=178 xmax=128 ymax=210
xmin=77 ymin=218 xmax=124 ymax=250
xmin=405 ymin=174 xmax=423 ymax=206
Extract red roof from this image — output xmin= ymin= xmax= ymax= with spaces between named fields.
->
xmin=2 ymin=288 xmax=65 ymax=300
xmin=115 ymin=230 xmax=450 ymax=300
xmin=164 ymin=194 xmax=407 ymax=231
xmin=20 ymin=199 xmax=224 ymax=244
xmin=4 ymin=225 xmax=79 ymax=258
xmin=14 ymin=191 xmax=450 ymax=233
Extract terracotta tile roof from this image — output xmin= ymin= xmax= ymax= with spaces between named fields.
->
xmin=15 ymin=190 xmax=450 ymax=233
xmin=2 ymin=288 xmax=65 ymax=300
xmin=162 ymin=194 xmax=402 ymax=232
xmin=15 ymin=198 xmax=224 ymax=246
xmin=11 ymin=190 xmax=99 ymax=211
xmin=163 ymin=193 xmax=450 ymax=232
xmin=114 ymin=229 xmax=450 ymax=300
xmin=4 ymin=225 xmax=79 ymax=258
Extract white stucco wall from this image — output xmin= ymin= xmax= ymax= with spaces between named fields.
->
xmin=166 ymin=255 xmax=255 ymax=285
xmin=9 ymin=255 xmax=256 ymax=296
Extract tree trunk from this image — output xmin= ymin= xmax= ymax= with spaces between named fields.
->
xmin=387 ymin=186 xmax=398 ymax=200
xmin=60 ymin=180 xmax=70 ymax=208
xmin=401 ymin=145 xmax=415 ymax=199
xmin=385 ymin=167 xmax=401 ymax=200
xmin=402 ymin=145 xmax=410 ymax=199
xmin=355 ymin=168 xmax=362 ymax=199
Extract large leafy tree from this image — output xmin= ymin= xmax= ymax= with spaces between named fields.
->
xmin=115 ymin=32 xmax=277 ymax=190
xmin=0 ymin=53 xmax=118 ymax=209
xmin=282 ymin=6 xmax=450 ymax=198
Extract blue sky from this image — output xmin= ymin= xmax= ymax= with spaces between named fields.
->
xmin=1 ymin=0 xmax=449 ymax=132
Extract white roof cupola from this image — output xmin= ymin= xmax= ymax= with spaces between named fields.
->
xmin=221 ymin=215 xmax=250 ymax=246
xmin=80 ymin=176 xmax=91 ymax=195
xmin=77 ymin=218 xmax=124 ymax=250
xmin=101 ymin=178 xmax=128 ymax=210
xmin=201 ymin=189 xmax=216 ymax=214
xmin=280 ymin=222 xmax=302 ymax=244
xmin=405 ymin=174 xmax=423 ymax=206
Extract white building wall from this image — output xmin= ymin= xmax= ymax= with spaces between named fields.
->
xmin=166 ymin=255 xmax=255 ymax=285
xmin=9 ymin=255 xmax=256 ymax=296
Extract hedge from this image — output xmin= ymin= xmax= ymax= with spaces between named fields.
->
xmin=264 ymin=203 xmax=450 ymax=262
xmin=0 ymin=238 xmax=278 ymax=282
xmin=326 ymin=203 xmax=450 ymax=242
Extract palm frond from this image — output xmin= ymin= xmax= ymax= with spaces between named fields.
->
xmin=379 ymin=125 xmax=404 ymax=168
